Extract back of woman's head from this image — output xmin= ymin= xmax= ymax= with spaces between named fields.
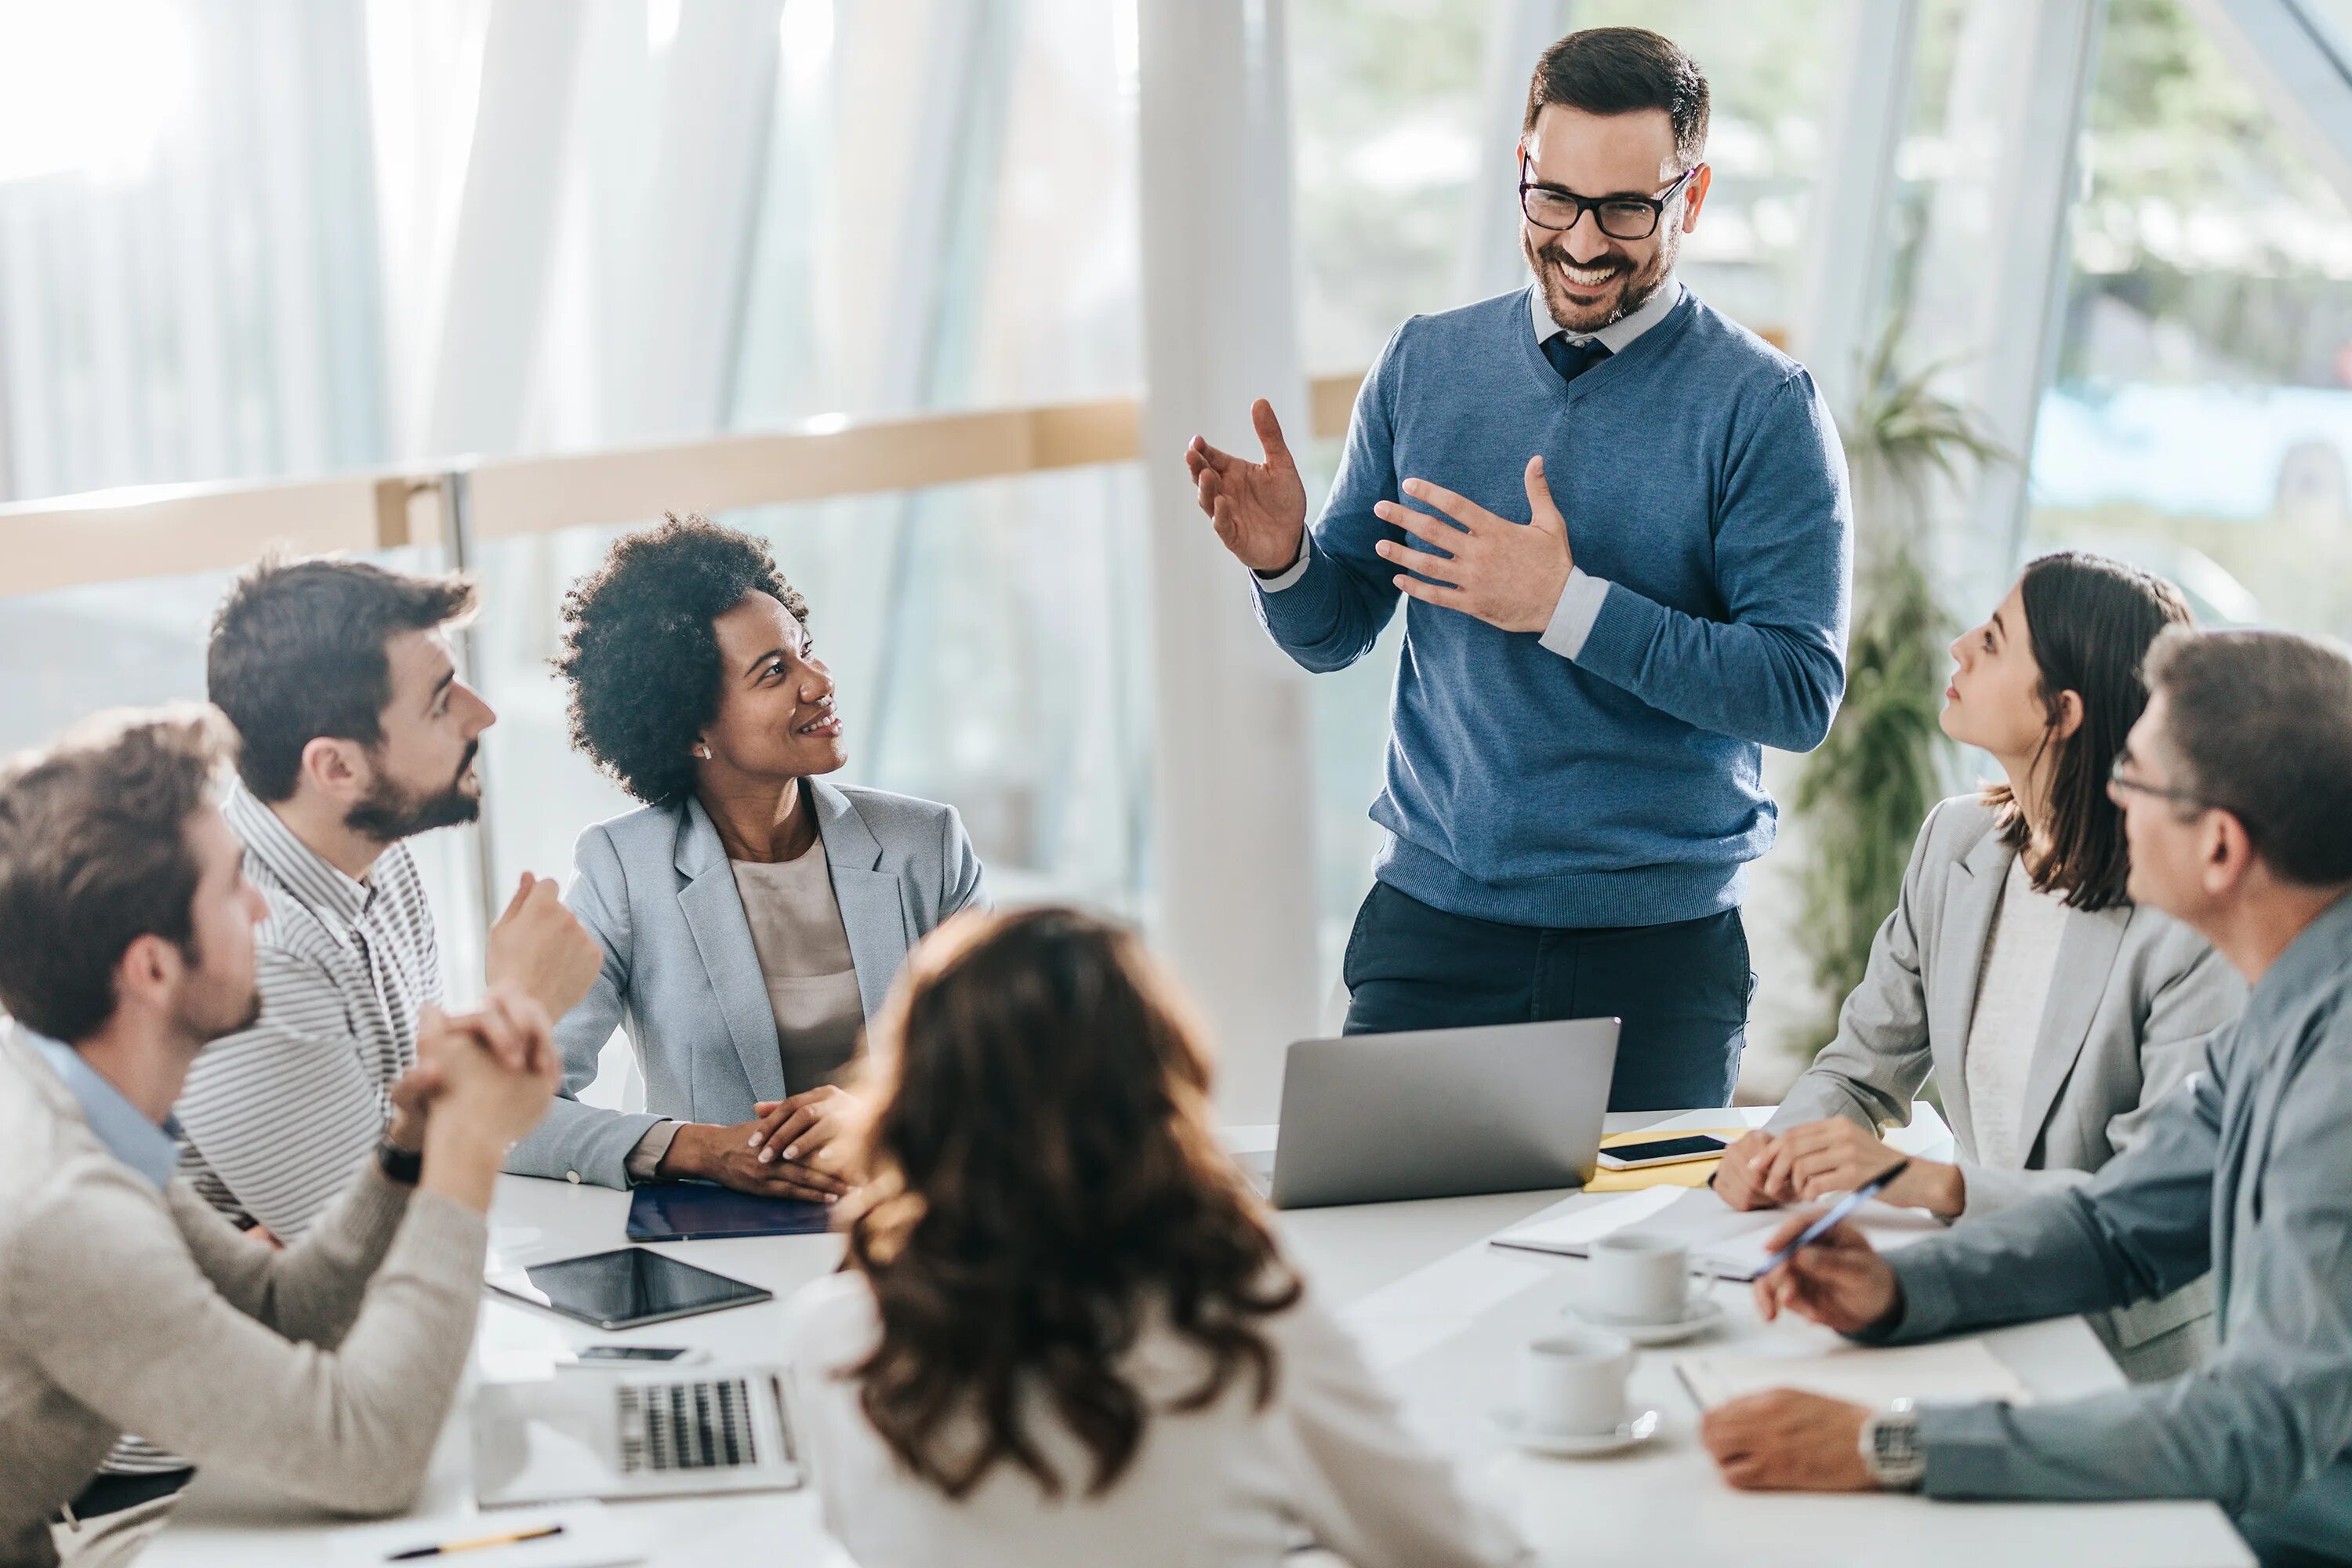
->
xmin=1996 ymin=550 xmax=2194 ymax=909
xmin=842 ymin=907 xmax=1301 ymax=1501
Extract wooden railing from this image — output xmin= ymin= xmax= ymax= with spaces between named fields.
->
xmin=0 ymin=375 xmax=1368 ymax=601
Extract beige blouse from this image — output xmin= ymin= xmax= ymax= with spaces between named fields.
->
xmin=728 ymin=839 xmax=866 ymax=1092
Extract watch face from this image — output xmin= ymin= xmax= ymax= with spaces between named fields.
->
xmin=1866 ymin=1413 xmax=1926 ymax=1486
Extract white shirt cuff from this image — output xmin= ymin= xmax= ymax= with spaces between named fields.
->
xmin=1253 ymin=535 xmax=1311 ymax=592
xmin=624 ymin=1120 xmax=681 ymax=1184
xmin=1538 ymin=568 xmax=1611 ymax=659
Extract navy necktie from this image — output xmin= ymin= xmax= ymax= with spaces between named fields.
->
xmin=1542 ymin=334 xmax=1612 ymax=387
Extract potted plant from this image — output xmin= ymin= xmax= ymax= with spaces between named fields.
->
xmin=1789 ymin=325 xmax=2009 ymax=1047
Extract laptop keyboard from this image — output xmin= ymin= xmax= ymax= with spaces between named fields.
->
xmin=617 ymin=1377 xmax=761 ymax=1473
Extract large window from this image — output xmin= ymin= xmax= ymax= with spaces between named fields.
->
xmin=2026 ymin=0 xmax=2352 ymax=637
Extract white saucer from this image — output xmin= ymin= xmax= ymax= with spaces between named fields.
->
xmin=1487 ymin=1404 xmax=1663 ymax=1457
xmin=1562 ymin=1294 xmax=1726 ymax=1345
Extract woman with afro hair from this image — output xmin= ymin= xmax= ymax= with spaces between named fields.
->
xmin=505 ymin=514 xmax=987 ymax=1199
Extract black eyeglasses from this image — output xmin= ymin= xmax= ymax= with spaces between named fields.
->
xmin=2107 ymin=752 xmax=2208 ymax=811
xmin=1519 ymin=157 xmax=1697 ymax=241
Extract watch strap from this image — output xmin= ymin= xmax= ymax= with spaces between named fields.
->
xmin=376 ymin=1139 xmax=423 ymax=1186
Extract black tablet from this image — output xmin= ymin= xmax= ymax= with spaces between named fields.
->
xmin=487 ymin=1247 xmax=774 ymax=1330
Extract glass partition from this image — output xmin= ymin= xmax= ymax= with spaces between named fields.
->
xmin=2025 ymin=0 xmax=2352 ymax=637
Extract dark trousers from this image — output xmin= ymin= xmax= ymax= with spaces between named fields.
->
xmin=1341 ymin=880 xmax=1753 ymax=1112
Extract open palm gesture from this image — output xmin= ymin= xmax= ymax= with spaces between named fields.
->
xmin=1185 ymin=398 xmax=1308 ymax=573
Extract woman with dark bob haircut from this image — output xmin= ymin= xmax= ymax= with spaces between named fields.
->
xmin=1715 ymin=551 xmax=2245 ymax=1380
xmin=782 ymin=906 xmax=1530 ymax=1567
xmin=505 ymin=514 xmax=985 ymax=1200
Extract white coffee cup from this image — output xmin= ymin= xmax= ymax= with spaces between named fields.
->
xmin=1586 ymin=1232 xmax=1692 ymax=1324
xmin=1522 ymin=1328 xmax=1635 ymax=1436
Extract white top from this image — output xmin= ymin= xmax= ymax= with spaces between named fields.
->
xmin=781 ymin=1272 xmax=1531 ymax=1568
xmin=1963 ymin=857 xmax=2073 ymax=1171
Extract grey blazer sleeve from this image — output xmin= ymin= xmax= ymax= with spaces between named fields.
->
xmin=1767 ymin=803 xmax=1951 ymax=1134
xmin=503 ymin=826 xmax=664 ymax=1187
xmin=1873 ymin=1040 xmax=2225 ymax=1347
xmin=940 ymin=804 xmax=989 ymax=919
xmin=1957 ymin=932 xmax=2242 ymax=1216
xmin=1858 ymin=1028 xmax=2352 ymax=1514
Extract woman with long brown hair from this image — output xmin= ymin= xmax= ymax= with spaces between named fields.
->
xmin=781 ymin=907 xmax=1528 ymax=1568
xmin=1714 ymin=551 xmax=2245 ymax=1379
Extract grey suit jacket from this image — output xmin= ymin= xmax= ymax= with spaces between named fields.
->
xmin=1866 ymin=892 xmax=2352 ymax=1556
xmin=1769 ymin=797 xmax=2244 ymax=1356
xmin=505 ymin=779 xmax=986 ymax=1189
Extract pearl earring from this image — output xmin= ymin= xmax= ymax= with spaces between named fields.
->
xmin=695 ymin=743 xmax=711 ymax=760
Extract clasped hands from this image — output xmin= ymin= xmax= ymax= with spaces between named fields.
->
xmin=656 ymin=1085 xmax=862 ymax=1206
xmin=383 ymin=987 xmax=563 ymax=1158
xmin=1185 ymin=401 xmax=1575 ymax=635
xmin=1715 ymin=1120 xmax=1966 ymax=1218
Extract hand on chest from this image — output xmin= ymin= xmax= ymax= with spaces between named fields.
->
xmin=1380 ymin=418 xmax=1722 ymax=612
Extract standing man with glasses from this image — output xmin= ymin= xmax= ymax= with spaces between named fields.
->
xmin=1185 ymin=28 xmax=1850 ymax=1107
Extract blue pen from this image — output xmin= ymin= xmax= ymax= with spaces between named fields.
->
xmin=1744 ymin=1160 xmax=1910 ymax=1283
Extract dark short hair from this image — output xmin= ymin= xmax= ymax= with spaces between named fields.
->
xmin=0 ymin=707 xmax=235 ymax=1042
xmin=207 ymin=556 xmax=477 ymax=801
xmin=1524 ymin=27 xmax=1710 ymax=168
xmin=554 ymin=514 xmax=808 ymax=805
xmin=2143 ymin=628 xmax=2352 ymax=888
xmin=1983 ymin=552 xmax=2194 ymax=911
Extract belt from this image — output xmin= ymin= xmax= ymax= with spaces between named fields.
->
xmin=57 ymin=1467 xmax=194 ymax=1526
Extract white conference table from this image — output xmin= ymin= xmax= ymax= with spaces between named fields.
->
xmin=147 ymin=1105 xmax=2253 ymax=1568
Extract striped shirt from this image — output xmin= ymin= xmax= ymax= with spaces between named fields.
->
xmin=174 ymin=782 xmax=443 ymax=1239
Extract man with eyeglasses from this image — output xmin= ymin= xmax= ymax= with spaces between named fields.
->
xmin=1185 ymin=27 xmax=1850 ymax=1109
xmin=1699 ymin=627 xmax=2352 ymax=1568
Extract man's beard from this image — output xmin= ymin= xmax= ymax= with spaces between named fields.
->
xmin=346 ymin=741 xmax=482 ymax=843
xmin=176 ymin=937 xmax=264 ymax=1046
xmin=1525 ymin=223 xmax=1676 ymax=334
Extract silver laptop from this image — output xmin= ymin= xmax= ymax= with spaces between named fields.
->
xmin=474 ymin=1364 xmax=801 ymax=1508
xmin=1261 ymin=1018 xmax=1619 ymax=1209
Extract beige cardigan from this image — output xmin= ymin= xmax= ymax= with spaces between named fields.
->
xmin=0 ymin=1029 xmax=488 ymax=1566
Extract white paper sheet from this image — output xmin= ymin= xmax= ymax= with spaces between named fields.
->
xmin=1490 ymin=1185 xmax=1946 ymax=1279
xmin=1675 ymin=1338 xmax=2037 ymax=1410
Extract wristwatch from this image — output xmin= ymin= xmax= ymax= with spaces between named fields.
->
xmin=1859 ymin=1401 xmax=1926 ymax=1490
xmin=376 ymin=1138 xmax=423 ymax=1187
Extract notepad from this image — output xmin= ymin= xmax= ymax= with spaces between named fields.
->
xmin=1490 ymin=1184 xmax=1946 ymax=1280
xmin=1675 ymin=1338 xmax=2036 ymax=1410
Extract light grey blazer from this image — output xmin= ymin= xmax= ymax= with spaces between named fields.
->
xmin=506 ymin=779 xmax=987 ymax=1189
xmin=1769 ymin=796 xmax=2245 ymax=1366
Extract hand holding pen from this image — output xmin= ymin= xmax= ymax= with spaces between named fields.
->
xmin=1749 ymin=1163 xmax=1909 ymax=1335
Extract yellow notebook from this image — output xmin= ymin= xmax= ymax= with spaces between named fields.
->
xmin=1583 ymin=1127 xmax=1747 ymax=1193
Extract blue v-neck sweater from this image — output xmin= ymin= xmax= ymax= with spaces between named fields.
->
xmin=1256 ymin=285 xmax=1852 ymax=929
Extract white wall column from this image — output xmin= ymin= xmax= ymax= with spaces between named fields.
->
xmin=417 ymin=0 xmax=586 ymax=456
xmin=602 ymin=0 xmax=783 ymax=441
xmin=1454 ymin=0 xmax=1574 ymax=306
xmin=1903 ymin=0 xmax=2103 ymax=610
xmin=1791 ymin=0 xmax=1919 ymax=419
xmin=1136 ymin=0 xmax=1319 ymax=1120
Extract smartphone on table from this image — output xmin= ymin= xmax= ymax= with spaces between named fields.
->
xmin=1594 ymin=1133 xmax=1730 ymax=1171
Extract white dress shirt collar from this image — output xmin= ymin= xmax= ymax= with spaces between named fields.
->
xmin=1529 ymin=273 xmax=1684 ymax=355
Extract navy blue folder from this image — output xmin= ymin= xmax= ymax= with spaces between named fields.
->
xmin=625 ymin=1183 xmax=834 ymax=1243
